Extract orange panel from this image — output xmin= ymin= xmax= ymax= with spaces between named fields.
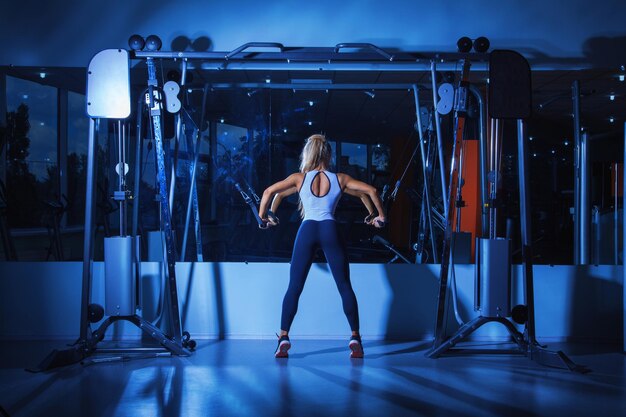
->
xmin=453 ymin=139 xmax=481 ymax=260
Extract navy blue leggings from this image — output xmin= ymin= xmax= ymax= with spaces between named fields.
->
xmin=281 ymin=220 xmax=360 ymax=332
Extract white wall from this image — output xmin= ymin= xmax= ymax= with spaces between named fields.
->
xmin=0 ymin=262 xmax=622 ymax=342
xmin=1 ymin=0 xmax=625 ymax=67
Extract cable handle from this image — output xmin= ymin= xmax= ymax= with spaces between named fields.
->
xmin=234 ymin=183 xmax=252 ymax=203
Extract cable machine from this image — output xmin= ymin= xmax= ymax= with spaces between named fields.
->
xmin=33 ymin=47 xmax=195 ymax=371
xmin=30 ymin=36 xmax=590 ymax=371
xmin=425 ymin=48 xmax=586 ymax=372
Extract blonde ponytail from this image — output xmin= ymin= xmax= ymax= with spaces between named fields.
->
xmin=299 ymin=134 xmax=331 ymax=173
xmin=298 ymin=134 xmax=332 ymax=218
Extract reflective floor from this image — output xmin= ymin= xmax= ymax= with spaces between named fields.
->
xmin=0 ymin=339 xmax=624 ymax=417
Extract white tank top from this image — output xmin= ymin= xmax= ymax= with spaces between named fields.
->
xmin=299 ymin=170 xmax=342 ymax=221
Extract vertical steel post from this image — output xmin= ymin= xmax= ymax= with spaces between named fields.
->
xmin=488 ymin=118 xmax=497 ymax=238
xmin=580 ymin=132 xmax=590 ymax=264
xmin=517 ymin=119 xmax=536 ymax=343
xmin=614 ymin=162 xmax=619 ymax=265
xmin=117 ymin=120 xmax=125 ymax=236
xmin=79 ymin=118 xmax=98 ymax=341
xmin=572 ymin=80 xmax=582 ymax=263
xmin=0 ymin=73 xmax=6 ymax=185
xmin=431 ymin=60 xmax=449 ymax=216
xmin=623 ymin=122 xmax=626 ymax=352
xmin=122 ymin=123 xmax=127 ymax=236
xmin=132 ymin=95 xmax=143 ymax=238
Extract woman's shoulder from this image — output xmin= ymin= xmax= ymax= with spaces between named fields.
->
xmin=335 ymin=172 xmax=351 ymax=188
xmin=287 ymin=172 xmax=305 ymax=186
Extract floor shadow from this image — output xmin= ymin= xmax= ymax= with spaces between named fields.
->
xmin=277 ymin=359 xmax=293 ymax=417
xmin=212 ymin=262 xmax=227 ymax=339
xmin=190 ymin=339 xmax=224 ymax=352
xmin=387 ymin=367 xmax=543 ymax=417
xmin=6 ymin=372 xmax=63 ymax=415
xmin=365 ymin=340 xmax=431 ymax=359
xmin=289 ymin=340 xmax=430 ymax=359
xmin=299 ymin=365 xmax=477 ymax=417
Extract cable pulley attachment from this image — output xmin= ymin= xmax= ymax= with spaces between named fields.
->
xmin=234 ymin=183 xmax=279 ymax=228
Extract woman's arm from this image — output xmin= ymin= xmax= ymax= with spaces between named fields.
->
xmin=259 ymin=173 xmax=302 ymax=222
xmin=344 ymin=188 xmax=376 ymax=223
xmin=339 ymin=174 xmax=386 ymax=228
xmin=270 ymin=188 xmax=298 ymax=214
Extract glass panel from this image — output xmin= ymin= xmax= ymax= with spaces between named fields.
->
xmin=216 ymin=122 xmax=250 ymax=182
xmin=329 ymin=140 xmax=337 ymax=170
xmin=371 ymin=143 xmax=391 ymax=189
xmin=126 ymin=84 xmax=416 ymax=263
xmin=66 ymin=91 xmax=89 ymax=225
xmin=340 ymin=142 xmax=367 ymax=181
xmin=5 ymin=76 xmax=58 ymax=227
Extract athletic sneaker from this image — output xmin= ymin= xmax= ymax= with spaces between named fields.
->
xmin=275 ymin=334 xmax=291 ymax=358
xmin=349 ymin=335 xmax=364 ymax=358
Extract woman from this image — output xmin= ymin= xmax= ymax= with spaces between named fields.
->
xmin=258 ymin=134 xmax=386 ymax=358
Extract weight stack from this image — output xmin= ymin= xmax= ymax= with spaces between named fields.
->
xmin=104 ymin=236 xmax=139 ymax=316
xmin=474 ymin=238 xmax=511 ymax=317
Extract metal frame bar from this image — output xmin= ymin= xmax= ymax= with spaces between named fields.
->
xmin=516 ymin=119 xmax=537 ymax=343
xmin=431 ymin=60 xmax=449 ymax=216
xmin=193 ymin=83 xmax=421 ymax=91
xmin=181 ymin=127 xmax=203 ymax=262
xmin=91 ymin=315 xmax=187 ymax=356
xmin=427 ymin=316 xmax=526 ymax=358
xmin=412 ymin=85 xmax=437 ymax=263
xmin=133 ymin=48 xmax=488 ymax=63
xmin=131 ymin=47 xmax=588 ymax=71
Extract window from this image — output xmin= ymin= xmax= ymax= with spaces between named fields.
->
xmin=340 ymin=142 xmax=367 ymax=181
xmin=5 ymin=76 xmax=58 ymax=227
xmin=66 ymin=91 xmax=89 ymax=225
xmin=370 ymin=143 xmax=391 ymax=189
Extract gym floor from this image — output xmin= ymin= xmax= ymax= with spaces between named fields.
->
xmin=0 ymin=339 xmax=624 ymax=417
